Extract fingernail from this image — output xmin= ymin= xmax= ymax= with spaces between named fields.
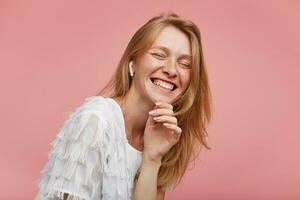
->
xmin=163 ymin=123 xmax=171 ymax=126
xmin=149 ymin=110 xmax=155 ymax=115
xmin=155 ymin=102 xmax=161 ymax=106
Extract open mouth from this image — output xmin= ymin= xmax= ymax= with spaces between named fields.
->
xmin=150 ymin=78 xmax=178 ymax=91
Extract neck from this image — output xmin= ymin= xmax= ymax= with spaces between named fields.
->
xmin=113 ymin=89 xmax=155 ymax=145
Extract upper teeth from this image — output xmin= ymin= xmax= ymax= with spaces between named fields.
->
xmin=153 ymin=79 xmax=175 ymax=90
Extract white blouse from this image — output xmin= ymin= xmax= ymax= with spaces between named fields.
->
xmin=35 ymin=96 xmax=143 ymax=200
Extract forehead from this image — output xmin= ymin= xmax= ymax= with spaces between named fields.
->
xmin=150 ymin=26 xmax=191 ymax=56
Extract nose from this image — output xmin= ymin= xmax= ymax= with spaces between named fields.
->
xmin=162 ymin=59 xmax=177 ymax=77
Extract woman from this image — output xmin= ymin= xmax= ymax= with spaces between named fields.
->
xmin=35 ymin=12 xmax=212 ymax=200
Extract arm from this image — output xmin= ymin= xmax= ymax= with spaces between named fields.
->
xmin=133 ymin=101 xmax=181 ymax=200
xmin=156 ymin=188 xmax=166 ymax=200
xmin=63 ymin=194 xmax=68 ymax=200
xmin=35 ymin=112 xmax=106 ymax=200
xmin=133 ymin=154 xmax=165 ymax=200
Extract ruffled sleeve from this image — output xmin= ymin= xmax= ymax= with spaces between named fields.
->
xmin=35 ymin=106 xmax=109 ymax=200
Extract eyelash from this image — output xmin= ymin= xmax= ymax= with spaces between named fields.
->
xmin=152 ymin=53 xmax=165 ymax=58
xmin=151 ymin=53 xmax=191 ymax=68
xmin=180 ymin=63 xmax=191 ymax=68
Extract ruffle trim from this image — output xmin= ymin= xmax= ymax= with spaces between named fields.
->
xmin=36 ymin=188 xmax=87 ymax=200
xmin=35 ymin=96 xmax=136 ymax=200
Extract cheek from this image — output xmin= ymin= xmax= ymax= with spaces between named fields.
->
xmin=180 ymin=71 xmax=191 ymax=88
xmin=136 ymin=56 xmax=159 ymax=75
xmin=145 ymin=53 xmax=164 ymax=67
xmin=144 ymin=62 xmax=161 ymax=76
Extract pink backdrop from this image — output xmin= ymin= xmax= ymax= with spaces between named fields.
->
xmin=1 ymin=0 xmax=299 ymax=199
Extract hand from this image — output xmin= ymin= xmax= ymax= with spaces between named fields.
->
xmin=143 ymin=102 xmax=182 ymax=162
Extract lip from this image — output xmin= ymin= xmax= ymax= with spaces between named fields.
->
xmin=150 ymin=80 xmax=174 ymax=94
xmin=150 ymin=78 xmax=178 ymax=92
xmin=150 ymin=77 xmax=178 ymax=88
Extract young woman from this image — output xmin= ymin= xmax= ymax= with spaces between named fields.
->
xmin=35 ymin=12 xmax=212 ymax=200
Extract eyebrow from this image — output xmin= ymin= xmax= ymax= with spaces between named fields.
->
xmin=150 ymin=45 xmax=192 ymax=60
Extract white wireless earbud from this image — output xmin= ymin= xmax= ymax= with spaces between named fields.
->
xmin=129 ymin=61 xmax=134 ymax=77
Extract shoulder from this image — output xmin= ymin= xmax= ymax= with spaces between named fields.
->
xmin=63 ymin=96 xmax=115 ymax=126
xmin=46 ymin=96 xmax=117 ymax=167
xmin=60 ymin=95 xmax=123 ymax=142
xmin=51 ymin=95 xmax=126 ymax=152
xmin=72 ymin=95 xmax=112 ymax=115
xmin=55 ymin=96 xmax=116 ymax=147
xmin=77 ymin=95 xmax=123 ymax=129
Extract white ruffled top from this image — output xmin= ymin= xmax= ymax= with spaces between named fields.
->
xmin=35 ymin=96 xmax=143 ymax=200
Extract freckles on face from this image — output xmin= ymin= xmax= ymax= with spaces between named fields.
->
xmin=133 ymin=26 xmax=192 ymax=103
xmin=146 ymin=57 xmax=190 ymax=96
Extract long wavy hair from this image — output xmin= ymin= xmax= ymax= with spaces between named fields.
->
xmin=96 ymin=12 xmax=213 ymax=191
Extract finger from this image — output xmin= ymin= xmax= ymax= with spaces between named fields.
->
xmin=148 ymin=110 xmax=159 ymax=126
xmin=149 ymin=108 xmax=174 ymax=117
xmin=155 ymin=102 xmax=173 ymax=110
xmin=153 ymin=115 xmax=177 ymax=124
xmin=163 ymin=123 xmax=182 ymax=135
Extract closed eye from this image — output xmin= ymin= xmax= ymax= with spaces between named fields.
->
xmin=151 ymin=53 xmax=166 ymax=58
xmin=180 ymin=62 xmax=191 ymax=68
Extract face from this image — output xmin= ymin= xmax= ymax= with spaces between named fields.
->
xmin=130 ymin=25 xmax=192 ymax=104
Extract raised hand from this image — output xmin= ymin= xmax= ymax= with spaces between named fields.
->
xmin=143 ymin=102 xmax=182 ymax=162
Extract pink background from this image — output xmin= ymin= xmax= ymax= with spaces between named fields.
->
xmin=1 ymin=0 xmax=299 ymax=199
